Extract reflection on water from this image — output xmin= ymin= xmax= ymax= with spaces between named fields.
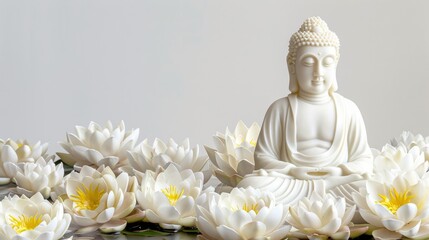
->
xmin=69 ymin=231 xmax=197 ymax=240
xmin=0 ymin=183 xmax=14 ymax=199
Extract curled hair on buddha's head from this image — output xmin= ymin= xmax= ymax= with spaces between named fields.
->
xmin=287 ymin=16 xmax=340 ymax=94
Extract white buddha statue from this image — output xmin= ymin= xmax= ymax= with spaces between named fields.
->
xmin=238 ymin=17 xmax=373 ymax=207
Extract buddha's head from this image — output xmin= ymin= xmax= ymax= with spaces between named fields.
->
xmin=287 ymin=17 xmax=340 ymax=95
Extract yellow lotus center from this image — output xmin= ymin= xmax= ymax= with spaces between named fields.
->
xmin=70 ymin=183 xmax=106 ymax=211
xmin=233 ymin=203 xmax=259 ymax=214
xmin=9 ymin=214 xmax=43 ymax=233
xmin=161 ymin=185 xmax=184 ymax=206
xmin=234 ymin=136 xmax=257 ymax=148
xmin=377 ymin=187 xmax=414 ymax=214
xmin=242 ymin=203 xmax=259 ymax=213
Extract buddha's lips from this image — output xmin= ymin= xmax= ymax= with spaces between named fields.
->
xmin=311 ymin=80 xmax=324 ymax=85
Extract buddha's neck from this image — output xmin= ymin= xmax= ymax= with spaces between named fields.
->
xmin=297 ymin=91 xmax=331 ymax=104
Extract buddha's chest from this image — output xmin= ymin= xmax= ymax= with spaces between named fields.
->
xmin=295 ymin=100 xmax=336 ymax=150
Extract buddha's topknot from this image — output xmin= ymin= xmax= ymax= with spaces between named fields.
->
xmin=287 ymin=17 xmax=340 ymax=66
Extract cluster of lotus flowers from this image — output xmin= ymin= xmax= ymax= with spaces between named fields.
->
xmin=0 ymin=121 xmax=428 ymax=240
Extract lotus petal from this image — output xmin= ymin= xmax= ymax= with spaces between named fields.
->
xmin=261 ymin=205 xmax=284 ymax=233
xmin=396 ymin=203 xmax=417 ymax=223
xmin=176 ymin=197 xmax=195 ymax=216
xmin=96 ymin=207 xmax=115 ymax=223
xmin=329 ymin=226 xmax=351 ymax=240
xmin=399 ymin=220 xmax=421 ymax=238
xmin=382 ymin=218 xmax=405 ymax=231
xmin=374 ymin=204 xmax=395 ymax=219
xmin=318 ymin=217 xmax=341 ymax=235
xmin=178 ymin=216 xmax=196 ymax=227
xmin=227 ymin=210 xmax=252 ymax=230
xmin=241 ymin=221 xmax=267 ymax=239
xmin=1 ymin=145 xmax=18 ymax=163
xmin=236 ymin=158 xmax=254 ymax=176
xmin=124 ymin=208 xmax=145 ymax=223
xmin=410 ymin=224 xmax=429 ymax=239
xmin=217 ymin=225 xmax=242 ymax=240
xmin=99 ymin=219 xmax=127 ymax=233
xmin=269 ymin=225 xmax=292 ymax=240
xmin=301 ymin=210 xmax=322 ymax=229
xmin=197 ymin=216 xmax=221 ymax=239
xmin=372 ymin=228 xmax=402 ymax=240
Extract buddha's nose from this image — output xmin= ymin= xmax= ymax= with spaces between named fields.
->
xmin=313 ymin=63 xmax=325 ymax=79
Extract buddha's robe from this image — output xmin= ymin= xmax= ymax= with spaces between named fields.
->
xmin=238 ymin=93 xmax=373 ymax=206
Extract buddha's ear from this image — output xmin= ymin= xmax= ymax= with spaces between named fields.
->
xmin=329 ymin=53 xmax=339 ymax=93
xmin=288 ymin=63 xmax=299 ymax=93
xmin=287 ymin=62 xmax=295 ymax=74
xmin=329 ymin=77 xmax=338 ymax=94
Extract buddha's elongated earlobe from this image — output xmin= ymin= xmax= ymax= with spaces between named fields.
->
xmin=288 ymin=63 xmax=299 ymax=93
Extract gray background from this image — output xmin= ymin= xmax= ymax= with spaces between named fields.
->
xmin=1 ymin=0 xmax=428 ymax=154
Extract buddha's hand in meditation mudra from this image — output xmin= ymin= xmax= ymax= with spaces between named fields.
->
xmin=289 ymin=166 xmax=342 ymax=179
xmin=252 ymin=165 xmax=366 ymax=182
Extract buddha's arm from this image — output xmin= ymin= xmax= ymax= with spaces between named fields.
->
xmin=339 ymin=101 xmax=373 ymax=175
xmin=254 ymin=99 xmax=296 ymax=173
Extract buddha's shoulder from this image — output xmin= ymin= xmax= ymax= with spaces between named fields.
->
xmin=266 ymin=96 xmax=290 ymax=112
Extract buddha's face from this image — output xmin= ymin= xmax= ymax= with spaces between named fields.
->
xmin=294 ymin=46 xmax=337 ymax=95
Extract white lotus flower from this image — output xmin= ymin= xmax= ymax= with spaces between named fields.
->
xmin=373 ymin=145 xmax=428 ymax=180
xmin=390 ymin=131 xmax=429 ymax=161
xmin=0 ymin=192 xmax=71 ymax=240
xmin=0 ymin=139 xmax=50 ymax=185
xmin=287 ymin=192 xmax=364 ymax=239
xmin=136 ymin=164 xmax=204 ymax=231
xmin=204 ymin=121 xmax=260 ymax=187
xmin=126 ymin=138 xmax=210 ymax=182
xmin=61 ymin=165 xmax=137 ymax=233
xmin=5 ymin=157 xmax=64 ymax=199
xmin=352 ymin=173 xmax=429 ymax=239
xmin=57 ymin=121 xmax=139 ymax=171
xmin=195 ymin=187 xmax=290 ymax=240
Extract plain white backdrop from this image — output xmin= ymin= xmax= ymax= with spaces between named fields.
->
xmin=0 ymin=0 xmax=428 ymax=154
